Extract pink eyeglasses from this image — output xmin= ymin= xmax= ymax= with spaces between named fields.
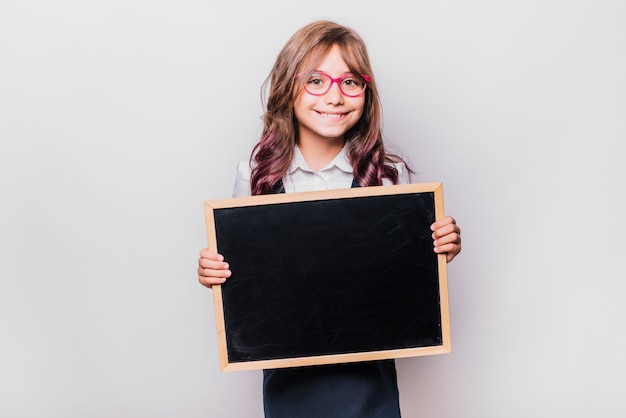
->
xmin=296 ymin=72 xmax=371 ymax=97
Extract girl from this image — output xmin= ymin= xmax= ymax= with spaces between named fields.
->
xmin=198 ymin=20 xmax=461 ymax=418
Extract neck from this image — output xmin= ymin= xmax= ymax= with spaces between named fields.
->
xmin=298 ymin=138 xmax=345 ymax=171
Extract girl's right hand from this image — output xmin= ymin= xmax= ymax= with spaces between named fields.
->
xmin=197 ymin=248 xmax=231 ymax=288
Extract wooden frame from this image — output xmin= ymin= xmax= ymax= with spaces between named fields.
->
xmin=204 ymin=183 xmax=450 ymax=372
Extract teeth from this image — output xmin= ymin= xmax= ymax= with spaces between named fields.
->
xmin=320 ymin=113 xmax=343 ymax=119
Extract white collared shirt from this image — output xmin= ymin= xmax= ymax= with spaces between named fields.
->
xmin=232 ymin=144 xmax=409 ymax=198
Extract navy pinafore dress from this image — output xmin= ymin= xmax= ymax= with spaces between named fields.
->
xmin=262 ymin=179 xmax=402 ymax=418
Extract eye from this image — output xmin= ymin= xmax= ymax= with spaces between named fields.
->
xmin=306 ymin=74 xmax=327 ymax=89
xmin=341 ymin=77 xmax=363 ymax=89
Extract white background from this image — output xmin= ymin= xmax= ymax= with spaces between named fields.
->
xmin=1 ymin=1 xmax=625 ymax=417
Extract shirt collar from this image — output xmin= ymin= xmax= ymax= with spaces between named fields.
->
xmin=288 ymin=143 xmax=353 ymax=175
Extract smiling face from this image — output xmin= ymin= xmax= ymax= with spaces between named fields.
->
xmin=293 ymin=44 xmax=366 ymax=150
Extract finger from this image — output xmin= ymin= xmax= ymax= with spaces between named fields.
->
xmin=431 ymin=217 xmax=459 ymax=236
xmin=198 ymin=256 xmax=229 ymax=271
xmin=199 ymin=248 xmax=224 ymax=262
xmin=197 ymin=261 xmax=231 ymax=278
xmin=198 ymin=274 xmax=224 ymax=287
xmin=432 ymin=224 xmax=461 ymax=241
xmin=433 ymin=234 xmax=461 ymax=254
xmin=199 ymin=267 xmax=231 ymax=278
xmin=197 ymin=266 xmax=231 ymax=286
xmin=430 ymin=215 xmax=456 ymax=232
xmin=433 ymin=242 xmax=461 ymax=263
xmin=433 ymin=231 xmax=461 ymax=247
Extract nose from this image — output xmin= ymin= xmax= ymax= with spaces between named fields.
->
xmin=324 ymin=80 xmax=344 ymax=104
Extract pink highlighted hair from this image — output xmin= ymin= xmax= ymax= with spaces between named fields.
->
xmin=250 ymin=20 xmax=409 ymax=195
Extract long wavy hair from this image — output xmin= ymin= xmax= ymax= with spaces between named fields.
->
xmin=250 ymin=20 xmax=408 ymax=195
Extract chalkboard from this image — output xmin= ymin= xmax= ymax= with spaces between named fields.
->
xmin=204 ymin=183 xmax=450 ymax=372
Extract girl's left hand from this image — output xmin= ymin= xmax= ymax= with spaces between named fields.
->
xmin=431 ymin=215 xmax=462 ymax=263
